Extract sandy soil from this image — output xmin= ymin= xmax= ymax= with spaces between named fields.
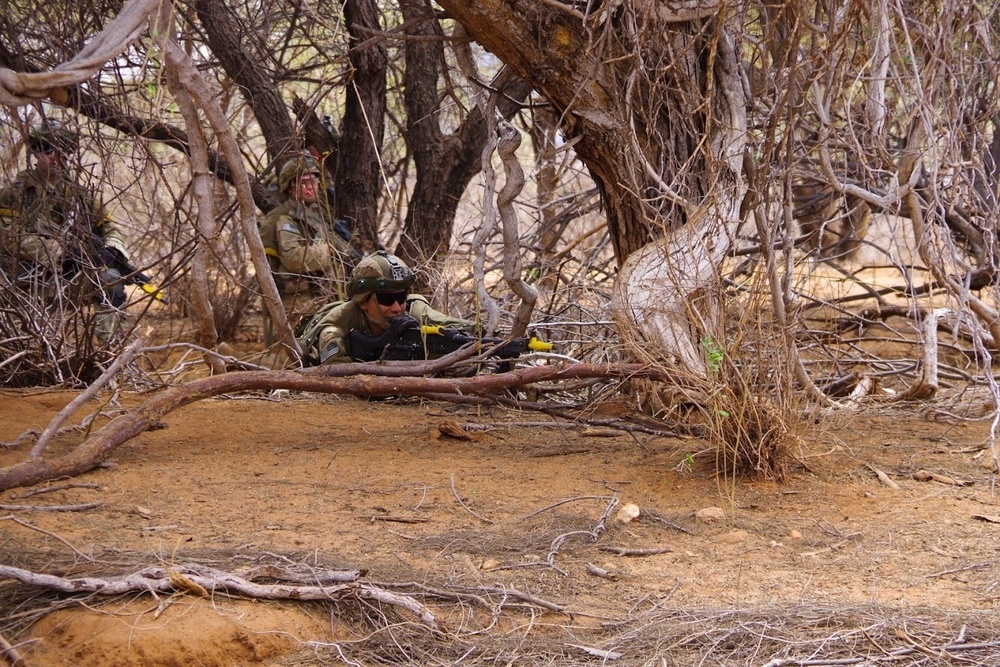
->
xmin=1 ymin=382 xmax=999 ymax=666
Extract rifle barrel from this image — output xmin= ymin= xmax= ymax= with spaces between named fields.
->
xmin=418 ymin=326 xmax=552 ymax=355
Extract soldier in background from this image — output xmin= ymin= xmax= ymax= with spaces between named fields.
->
xmin=0 ymin=122 xmax=133 ymax=341
xmin=258 ymin=152 xmax=356 ymax=343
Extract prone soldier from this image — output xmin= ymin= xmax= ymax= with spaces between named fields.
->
xmin=296 ymin=250 xmax=477 ymax=365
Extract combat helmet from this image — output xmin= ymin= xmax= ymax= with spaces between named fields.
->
xmin=27 ymin=121 xmax=78 ymax=154
xmin=277 ymin=152 xmax=321 ymax=192
xmin=347 ymin=250 xmax=416 ymax=302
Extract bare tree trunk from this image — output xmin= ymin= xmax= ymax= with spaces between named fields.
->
xmin=193 ymin=0 xmax=297 ymax=166
xmin=154 ymin=7 xmax=302 ymax=362
xmin=435 ymin=2 xmax=747 ymax=375
xmin=165 ymin=62 xmax=226 ymax=373
xmin=394 ymin=0 xmax=532 ymax=275
xmin=336 ymin=0 xmax=387 ymax=253
xmin=528 ymin=107 xmax=562 ymax=290
xmin=495 ymin=122 xmax=536 ymax=337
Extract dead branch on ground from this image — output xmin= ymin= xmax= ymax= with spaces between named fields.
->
xmin=0 ymin=358 xmax=677 ymax=492
xmin=0 ymin=561 xmax=442 ymax=633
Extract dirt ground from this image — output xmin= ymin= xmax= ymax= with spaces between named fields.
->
xmin=2 ymin=380 xmax=1000 ymax=666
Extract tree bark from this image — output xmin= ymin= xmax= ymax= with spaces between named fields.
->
xmin=437 ymin=0 xmax=744 ymax=263
xmin=194 ymin=0 xmax=298 ymax=165
xmin=166 ymin=69 xmax=226 ymax=372
xmin=394 ymin=0 xmax=532 ymax=273
xmin=437 ymin=1 xmax=746 ymax=375
xmin=336 ymin=0 xmax=387 ymax=253
xmin=154 ymin=8 xmax=303 ymax=361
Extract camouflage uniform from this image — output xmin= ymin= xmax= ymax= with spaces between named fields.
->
xmin=259 ymin=154 xmax=353 ymax=300
xmin=297 ymin=294 xmax=477 ymax=365
xmin=260 ymin=198 xmax=351 ymax=297
xmin=296 ymin=250 xmax=477 ymax=365
xmin=0 ymin=133 xmax=130 ymax=340
xmin=259 ymin=154 xmax=356 ymax=344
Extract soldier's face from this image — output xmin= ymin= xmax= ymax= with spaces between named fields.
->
xmin=34 ymin=150 xmax=64 ymax=181
xmin=359 ymin=291 xmax=407 ymax=333
xmin=292 ymin=173 xmax=320 ymax=204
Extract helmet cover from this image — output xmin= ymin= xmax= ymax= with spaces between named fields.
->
xmin=348 ymin=250 xmax=416 ymax=301
xmin=27 ymin=121 xmax=78 ymax=154
xmin=277 ymin=153 xmax=321 ymax=192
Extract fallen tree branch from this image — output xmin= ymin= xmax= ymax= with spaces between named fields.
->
xmin=0 ymin=562 xmax=442 ymax=633
xmin=597 ymin=546 xmax=673 ymax=556
xmin=450 ymin=473 xmax=493 ymax=524
xmin=0 ymin=631 xmax=25 ymax=667
xmin=2 ymin=515 xmax=93 ymax=561
xmin=18 ymin=482 xmax=102 ymax=498
xmin=29 ymin=338 xmax=143 ymax=461
xmin=0 ymin=501 xmax=104 ymax=512
xmin=866 ymin=464 xmax=900 ymax=490
xmin=0 ymin=361 xmax=674 ymax=491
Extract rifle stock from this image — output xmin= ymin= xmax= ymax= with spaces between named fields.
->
xmin=89 ymin=232 xmax=168 ymax=303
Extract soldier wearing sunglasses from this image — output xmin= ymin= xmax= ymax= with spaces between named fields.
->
xmin=296 ymin=250 xmax=477 ymax=365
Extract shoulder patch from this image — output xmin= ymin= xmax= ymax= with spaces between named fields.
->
xmin=279 ymin=222 xmax=298 ymax=234
xmin=319 ymin=341 xmax=340 ymax=363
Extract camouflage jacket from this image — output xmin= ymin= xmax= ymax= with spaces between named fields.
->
xmin=258 ymin=200 xmax=353 ymax=295
xmin=0 ymin=168 xmax=126 ymax=270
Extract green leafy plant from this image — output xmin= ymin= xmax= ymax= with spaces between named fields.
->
xmin=701 ymin=335 xmax=725 ymax=374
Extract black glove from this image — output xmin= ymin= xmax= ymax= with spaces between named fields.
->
xmin=103 ymin=245 xmax=128 ymax=266
xmin=386 ymin=314 xmax=420 ymax=342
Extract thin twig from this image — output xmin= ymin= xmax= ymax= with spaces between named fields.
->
xmin=29 ymin=337 xmax=144 ymax=460
xmin=520 ymin=495 xmax=615 ymax=520
xmin=1 ymin=515 xmax=93 ymax=561
xmin=0 ymin=501 xmax=104 ymax=512
xmin=924 ymin=562 xmax=992 ymax=579
xmin=598 ymin=546 xmax=673 ymax=556
xmin=0 ymin=631 xmax=26 ymax=667
xmin=18 ymin=482 xmax=102 ymax=498
xmin=450 ymin=473 xmax=493 ymax=524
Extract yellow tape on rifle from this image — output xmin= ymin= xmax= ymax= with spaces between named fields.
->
xmin=419 ymin=325 xmax=553 ymax=352
xmin=527 ymin=337 xmax=553 ymax=352
xmin=141 ymin=283 xmax=168 ymax=303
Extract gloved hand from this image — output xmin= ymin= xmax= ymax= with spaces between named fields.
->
xmin=386 ymin=314 xmax=420 ymax=343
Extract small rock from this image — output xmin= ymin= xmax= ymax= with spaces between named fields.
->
xmin=788 ymin=529 xmax=802 ymax=539
xmin=694 ymin=507 xmax=726 ymax=524
xmin=719 ymin=529 xmax=750 ymax=544
xmin=615 ymin=503 xmax=641 ymax=524
xmin=480 ymin=558 xmax=501 ymax=571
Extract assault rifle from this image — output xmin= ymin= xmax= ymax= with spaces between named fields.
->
xmin=88 ymin=232 xmax=168 ymax=303
xmin=347 ymin=315 xmax=553 ymax=363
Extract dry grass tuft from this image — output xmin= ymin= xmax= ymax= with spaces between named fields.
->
xmin=706 ymin=379 xmax=792 ymax=482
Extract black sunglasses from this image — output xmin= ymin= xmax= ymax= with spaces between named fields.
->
xmin=374 ymin=291 xmax=408 ymax=306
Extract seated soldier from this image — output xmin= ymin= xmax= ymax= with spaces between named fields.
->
xmin=0 ymin=122 xmax=133 ymax=342
xmin=259 ymin=153 xmax=353 ymax=299
xmin=296 ymin=250 xmax=477 ymax=365
xmin=259 ymin=152 xmax=357 ymax=344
